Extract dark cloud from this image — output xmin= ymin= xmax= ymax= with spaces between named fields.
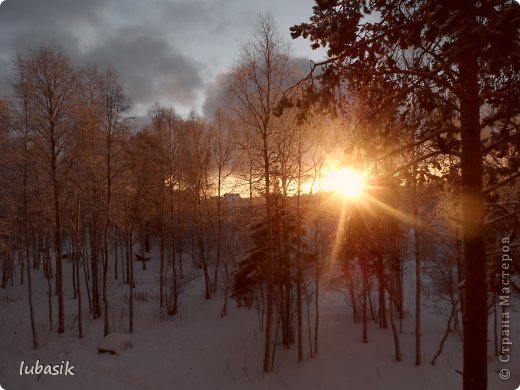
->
xmin=0 ymin=0 xmax=320 ymax=115
xmin=156 ymin=0 xmax=253 ymax=44
xmin=0 ymin=0 xmax=106 ymax=56
xmin=0 ymin=0 xmax=212 ymax=112
xmin=84 ymin=26 xmax=203 ymax=108
xmin=0 ymin=0 xmax=106 ymax=24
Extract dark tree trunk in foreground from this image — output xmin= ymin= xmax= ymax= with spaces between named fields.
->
xmin=458 ymin=38 xmax=487 ymax=390
xmin=413 ymin=174 xmax=421 ymax=366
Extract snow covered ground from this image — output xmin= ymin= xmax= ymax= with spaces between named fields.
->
xmin=0 ymin=252 xmax=518 ymax=390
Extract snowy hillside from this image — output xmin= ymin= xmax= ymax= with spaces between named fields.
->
xmin=1 ymin=251 xmax=517 ymax=390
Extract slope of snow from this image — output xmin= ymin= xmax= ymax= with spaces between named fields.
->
xmin=0 ymin=252 xmax=518 ymax=390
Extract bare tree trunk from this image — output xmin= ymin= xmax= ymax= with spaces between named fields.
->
xmin=52 ymin=174 xmax=65 ymax=333
xmin=376 ymin=257 xmax=387 ymax=329
xmin=140 ymin=228 xmax=147 ymax=271
xmin=126 ymin=232 xmax=130 ymax=285
xmin=271 ymin=314 xmax=281 ymax=371
xmin=90 ymin=213 xmax=100 ymax=319
xmin=82 ymin=232 xmax=92 ymax=315
xmin=20 ymin=246 xmax=24 ymax=286
xmin=212 ymin=173 xmax=223 ymax=295
xmin=159 ymin=222 xmax=165 ymax=312
xmin=455 ymin=226 xmax=464 ymax=322
xmin=199 ymin=231 xmax=211 ymax=299
xmin=24 ymin=183 xmax=37 ymax=348
xmin=76 ymin=250 xmax=83 ymax=338
xmin=314 ymin=250 xmax=320 ymax=356
xmin=45 ymin=238 xmax=53 ymax=331
xmin=305 ymin=285 xmax=313 ymax=358
xmin=1 ymin=252 xmax=10 ymax=289
xmin=103 ymin=226 xmax=110 ymax=336
xmin=74 ymin=195 xmax=83 ymax=338
xmin=413 ymin=179 xmax=422 ymax=366
xmin=177 ymin=192 xmax=184 ymax=280
xmin=71 ymin=253 xmax=76 ymax=299
xmin=119 ymin=232 xmax=125 ymax=283
xmin=178 ymin=235 xmax=183 ymax=279
xmin=168 ymin=184 xmax=179 ymax=316
xmin=169 ymin=231 xmax=178 ymax=315
xmin=263 ymin=132 xmax=274 ymax=374
xmin=279 ymin=177 xmax=292 ymax=350
xmin=221 ymin=262 xmax=229 ymax=317
xmin=361 ymin=256 xmax=368 ymax=343
xmin=114 ymin=237 xmax=118 ymax=281
xmin=389 ymin=292 xmax=401 ymax=361
xmin=39 ymin=206 xmax=54 ymax=332
xmin=345 ymin=269 xmax=357 ymax=322
xmin=296 ymin=156 xmax=303 ymax=362
xmin=368 ymin=283 xmax=376 ymax=322
xmin=20 ymin=102 xmax=38 ymax=347
xmin=127 ymin=232 xmax=134 ymax=333
xmin=431 ymin=302 xmax=456 ymax=365
xmin=25 ymin=236 xmax=37 ymax=348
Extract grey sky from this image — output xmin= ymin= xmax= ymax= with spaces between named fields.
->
xmin=0 ymin=0 xmax=324 ymax=118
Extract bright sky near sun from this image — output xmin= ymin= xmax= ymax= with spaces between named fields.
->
xmin=0 ymin=0 xmax=325 ymax=118
xmin=320 ymin=168 xmax=366 ymax=198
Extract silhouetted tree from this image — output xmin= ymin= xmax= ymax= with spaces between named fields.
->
xmin=227 ymin=13 xmax=295 ymax=373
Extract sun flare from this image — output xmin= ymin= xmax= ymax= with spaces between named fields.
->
xmin=321 ymin=167 xmax=366 ymax=198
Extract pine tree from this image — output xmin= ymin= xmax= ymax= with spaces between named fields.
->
xmin=291 ymin=2 xmax=519 ymax=387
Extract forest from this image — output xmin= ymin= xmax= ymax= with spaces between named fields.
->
xmin=0 ymin=2 xmax=519 ymax=390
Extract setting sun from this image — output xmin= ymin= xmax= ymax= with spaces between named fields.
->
xmin=321 ymin=167 xmax=366 ymax=198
